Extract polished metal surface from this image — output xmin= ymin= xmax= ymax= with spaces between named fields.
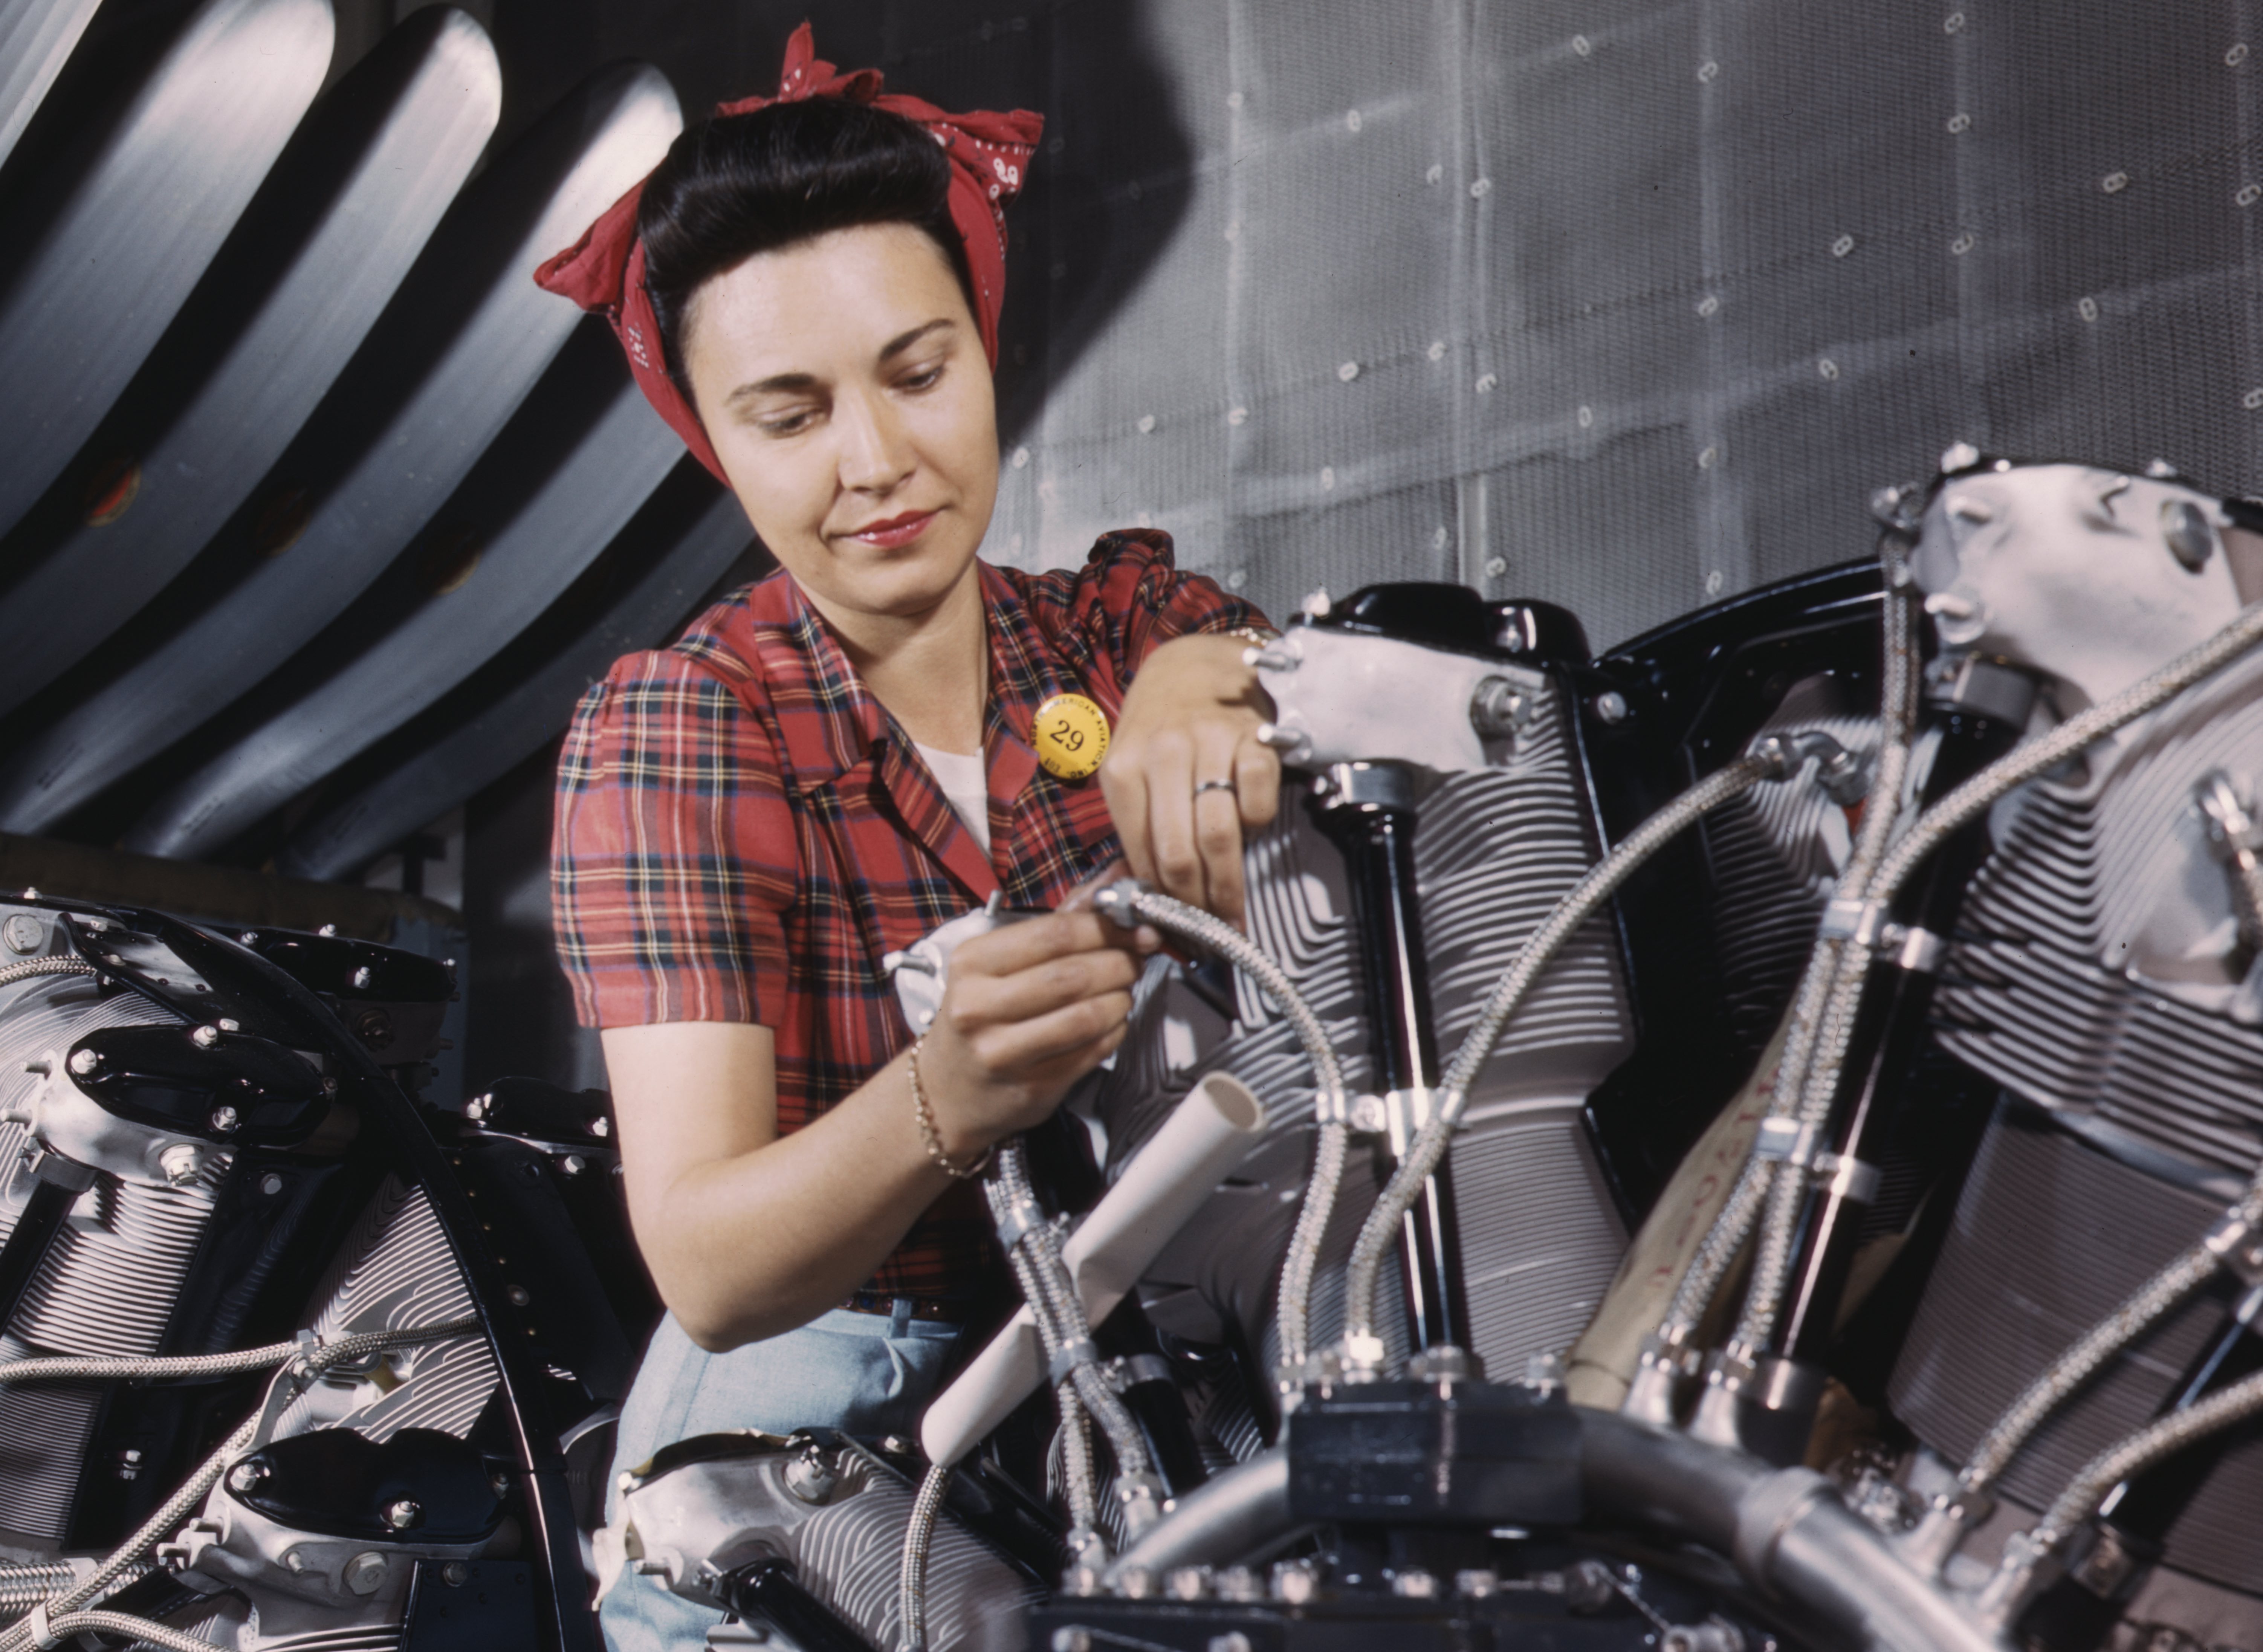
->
xmin=0 ymin=0 xmax=103 ymax=170
xmin=0 ymin=6 xmax=501 ymax=719
xmin=0 ymin=60 xmax=683 ymax=837
xmin=278 ymin=482 xmax=754 ymax=881
xmin=0 ymin=0 xmax=335 ymax=541
xmin=125 ymin=369 xmax=682 ymax=859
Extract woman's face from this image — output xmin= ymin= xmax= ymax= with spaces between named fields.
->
xmin=681 ymin=222 xmax=1000 ymax=628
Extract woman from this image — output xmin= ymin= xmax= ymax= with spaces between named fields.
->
xmin=539 ymin=28 xmax=1282 ymax=1649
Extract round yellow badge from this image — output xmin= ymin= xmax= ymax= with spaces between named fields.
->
xmin=1032 ymin=692 xmax=1110 ymax=781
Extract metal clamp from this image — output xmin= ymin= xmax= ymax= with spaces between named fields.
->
xmin=1047 ymin=1336 xmax=1099 ymax=1384
xmin=990 ymin=1192 xmax=1048 ymax=1255
xmin=1752 ymin=1117 xmax=1879 ymax=1202
xmin=2206 ymin=1210 xmax=2263 ymax=1285
xmin=1819 ymin=897 xmax=1891 ymax=947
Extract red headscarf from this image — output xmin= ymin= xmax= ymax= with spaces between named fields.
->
xmin=534 ymin=23 xmax=1043 ymax=483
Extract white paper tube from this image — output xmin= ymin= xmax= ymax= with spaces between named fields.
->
xmin=919 ymin=1072 xmax=1265 ymax=1466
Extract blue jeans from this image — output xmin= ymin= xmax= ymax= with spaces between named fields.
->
xmin=599 ymin=1305 xmax=963 ymax=1652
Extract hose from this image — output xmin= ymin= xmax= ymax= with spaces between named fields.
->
xmin=1632 ymin=530 xmax=1921 ymax=1391
xmin=1726 ymin=587 xmax=2263 ymax=1366
xmin=1340 ymin=749 xmax=1785 ymax=1351
xmin=2031 ymin=1362 xmax=2263 ymax=1551
xmin=1962 ymin=1246 xmax=2223 ymax=1495
xmin=895 ymin=1462 xmax=951 ymax=1652
xmin=0 ymin=1565 xmax=149 ymax=1616
xmin=17 ymin=1609 xmax=227 ymax=1652
xmin=0 ymin=1317 xmax=480 ymax=1652
xmin=0 ymin=1341 xmax=317 ymax=1388
xmin=1089 ymin=883 xmax=1348 ymax=1370
xmin=0 ymin=960 xmax=96 ymax=992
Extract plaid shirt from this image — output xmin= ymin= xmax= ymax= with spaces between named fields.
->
xmin=553 ymin=531 xmax=1264 ymax=1296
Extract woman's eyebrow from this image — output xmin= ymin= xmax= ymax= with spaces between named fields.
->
xmin=878 ymin=318 xmax=956 ymax=361
xmin=721 ymin=319 xmax=958 ymax=409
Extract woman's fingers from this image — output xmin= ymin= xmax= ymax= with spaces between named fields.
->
xmin=1135 ymin=726 xmax=1201 ymax=906
xmin=1188 ymin=718 xmax=1249 ymax=927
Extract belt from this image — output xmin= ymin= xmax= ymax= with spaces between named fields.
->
xmin=838 ymin=1290 xmax=961 ymax=1323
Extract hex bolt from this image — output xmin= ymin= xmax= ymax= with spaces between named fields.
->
xmin=158 ymin=1144 xmax=201 ymax=1186
xmin=67 ymin=1048 xmax=99 ymax=1076
xmin=191 ymin=1025 xmax=220 ymax=1049
xmin=383 ymin=1498 xmax=422 ymax=1530
xmin=342 ymin=1552 xmax=388 ymax=1595
xmin=351 ymin=966 xmax=374 ymax=990
xmin=559 ymin=1155 xmax=585 ymax=1177
xmin=208 ymin=1105 xmax=239 ymax=1133
xmin=465 ymin=1094 xmax=490 ymax=1122
xmin=1592 ymin=690 xmax=1630 ymax=724
xmin=225 ymin=1460 xmax=267 ymax=1495
xmin=589 ymin=1115 xmax=610 ymax=1139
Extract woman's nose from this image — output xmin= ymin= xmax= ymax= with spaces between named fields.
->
xmin=836 ymin=389 xmax=915 ymax=494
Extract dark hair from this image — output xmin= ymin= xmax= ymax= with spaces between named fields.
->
xmin=635 ymin=98 xmax=977 ymax=396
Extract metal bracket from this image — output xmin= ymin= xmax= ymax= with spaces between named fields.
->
xmin=1820 ymin=898 xmax=1891 ymax=947
xmin=1752 ymin=1117 xmax=1879 ymax=1203
xmin=1047 ymin=1336 xmax=1099 ymax=1385
xmin=1816 ymin=900 xmax=1944 ymax=974
xmin=2206 ymin=1210 xmax=2263 ymax=1285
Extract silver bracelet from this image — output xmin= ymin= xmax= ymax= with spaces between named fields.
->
xmin=907 ymin=1034 xmax=992 ymax=1180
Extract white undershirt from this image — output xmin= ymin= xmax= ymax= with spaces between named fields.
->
xmin=914 ymin=742 xmax=991 ymax=854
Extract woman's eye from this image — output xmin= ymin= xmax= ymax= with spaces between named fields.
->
xmin=755 ymin=407 xmax=820 ymax=436
xmin=899 ymin=362 xmax=946 ymax=393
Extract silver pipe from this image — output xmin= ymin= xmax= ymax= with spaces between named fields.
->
xmin=1101 ymin=1449 xmax=1293 ymax=1586
xmin=1580 ymin=1410 xmax=2013 ymax=1652
xmin=29 ymin=1610 xmax=225 ymax=1652
xmin=2036 ymin=1362 xmax=2263 ymax=1551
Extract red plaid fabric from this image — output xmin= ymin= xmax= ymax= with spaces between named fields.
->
xmin=553 ymin=530 xmax=1266 ymax=1296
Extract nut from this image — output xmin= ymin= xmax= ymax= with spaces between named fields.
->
xmin=157 ymin=1144 xmax=202 ymax=1186
xmin=225 ymin=1459 xmax=267 ymax=1495
xmin=342 ymin=1551 xmax=388 ymax=1595
xmin=382 ymin=1498 xmax=421 ymax=1531
xmin=67 ymin=1048 xmax=99 ymax=1076
xmin=208 ymin=1105 xmax=239 ymax=1133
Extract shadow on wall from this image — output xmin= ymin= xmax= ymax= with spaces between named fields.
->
xmin=482 ymin=0 xmax=1194 ymax=448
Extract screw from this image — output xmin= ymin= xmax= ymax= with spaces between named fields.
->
xmin=317 ymin=925 xmax=337 ymax=937
xmin=158 ymin=1144 xmax=201 ymax=1185
xmin=208 ymin=1105 xmax=239 ymax=1133
xmin=382 ymin=1498 xmax=421 ymax=1530
xmin=342 ymin=1552 xmax=388 ymax=1595
xmin=260 ymin=1173 xmax=284 ymax=1196
xmin=441 ymin=1561 xmax=470 ymax=1588
xmin=239 ymin=932 xmax=258 ymax=946
xmin=507 ymin=1285 xmax=530 ymax=1307
xmin=191 ymin=1025 xmax=220 ymax=1049
xmin=67 ymin=1048 xmax=99 ymax=1076
xmin=226 ymin=1460 xmax=267 ymax=1495
xmin=1592 ymin=690 xmax=1630 ymax=724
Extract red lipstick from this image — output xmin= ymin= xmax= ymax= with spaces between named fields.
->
xmin=846 ymin=508 xmax=937 ymax=549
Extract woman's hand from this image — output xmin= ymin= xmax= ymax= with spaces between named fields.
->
xmin=1100 ymin=632 xmax=1280 ymax=927
xmin=917 ymin=910 xmax=1156 ymax=1161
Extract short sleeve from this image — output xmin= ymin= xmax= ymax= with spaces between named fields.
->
xmin=1071 ymin=529 xmax=1273 ymax=686
xmin=551 ymin=650 xmax=797 ymax=1028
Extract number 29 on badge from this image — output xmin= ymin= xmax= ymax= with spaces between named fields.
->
xmin=1033 ymin=692 xmax=1109 ymax=781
